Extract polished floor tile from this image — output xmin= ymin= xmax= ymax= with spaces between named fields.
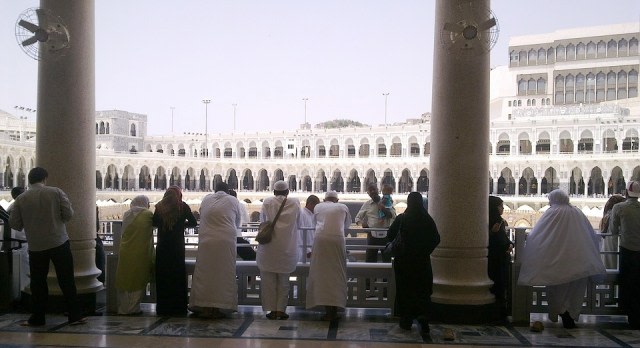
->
xmin=0 ymin=307 xmax=638 ymax=347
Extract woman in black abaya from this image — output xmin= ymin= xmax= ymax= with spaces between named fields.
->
xmin=387 ymin=192 xmax=440 ymax=337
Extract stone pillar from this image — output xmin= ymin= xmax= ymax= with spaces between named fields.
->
xmin=429 ymin=0 xmax=496 ymax=323
xmin=36 ymin=0 xmax=101 ymax=299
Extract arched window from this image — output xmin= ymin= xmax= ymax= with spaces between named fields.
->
xmin=618 ymin=70 xmax=628 ymax=99
xmin=537 ymin=48 xmax=546 ymax=64
xmin=555 ymin=75 xmax=565 ymax=104
xmin=519 ymin=50 xmax=527 ymax=64
xmin=518 ymin=79 xmax=527 ymax=95
xmin=619 ymin=38 xmax=628 ymax=56
xmin=607 ymin=39 xmax=617 ymax=57
xmin=586 ymin=41 xmax=596 ymax=58
xmin=547 ymin=47 xmax=555 ymax=63
xmin=537 ymin=78 xmax=546 ymax=94
xmin=565 ymin=74 xmax=575 ymax=104
xmin=556 ymin=45 xmax=566 ymax=61
xmin=576 ymin=42 xmax=586 ymax=59
xmin=130 ymin=124 xmax=137 ymax=137
xmin=607 ymin=71 xmax=617 ymax=100
xmin=629 ymin=70 xmax=638 ymax=98
xmin=575 ymin=74 xmax=585 ymax=103
xmin=99 ymin=121 xmax=105 ymax=134
xmin=630 ymin=37 xmax=639 ymax=55
xmin=566 ymin=43 xmax=576 ymax=60
xmin=527 ymin=78 xmax=536 ymax=94
xmin=106 ymin=122 xmax=110 ymax=134
xmin=597 ymin=40 xmax=606 ymax=57
xmin=528 ymin=49 xmax=537 ymax=65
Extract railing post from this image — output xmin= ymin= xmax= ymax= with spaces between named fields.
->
xmin=106 ymin=254 xmax=118 ymax=313
xmin=510 ymin=227 xmax=532 ymax=324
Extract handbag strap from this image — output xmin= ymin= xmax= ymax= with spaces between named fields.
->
xmin=271 ymin=197 xmax=288 ymax=225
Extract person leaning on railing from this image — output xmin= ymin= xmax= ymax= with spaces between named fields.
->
xmin=355 ymin=184 xmax=396 ymax=263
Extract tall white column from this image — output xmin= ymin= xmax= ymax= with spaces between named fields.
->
xmin=36 ymin=0 xmax=101 ymax=293
xmin=429 ymin=0 xmax=496 ymax=322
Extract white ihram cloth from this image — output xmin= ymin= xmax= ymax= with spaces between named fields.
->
xmin=298 ymin=207 xmax=315 ymax=262
xmin=236 ymin=200 xmax=249 ymax=237
xmin=189 ymin=191 xmax=241 ymax=311
xmin=256 ymin=196 xmax=301 ymax=273
xmin=306 ymin=201 xmax=352 ymax=309
xmin=518 ymin=190 xmax=606 ymax=320
xmin=256 ymin=195 xmax=301 ymax=312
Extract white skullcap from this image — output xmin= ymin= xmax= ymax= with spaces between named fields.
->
xmin=274 ymin=180 xmax=289 ymax=191
xmin=627 ymin=181 xmax=640 ymax=198
xmin=325 ymin=191 xmax=338 ymax=199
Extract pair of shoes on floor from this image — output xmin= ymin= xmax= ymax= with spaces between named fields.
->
xmin=442 ymin=328 xmax=455 ymax=341
xmin=266 ymin=311 xmax=289 ymax=320
xmin=560 ymin=311 xmax=576 ymax=329
xmin=530 ymin=320 xmax=545 ymax=332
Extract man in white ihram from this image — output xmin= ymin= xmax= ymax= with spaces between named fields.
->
xmin=257 ymin=180 xmax=301 ymax=320
xmin=306 ymin=191 xmax=352 ymax=321
xmin=298 ymin=195 xmax=320 ymax=262
xmin=189 ymin=182 xmax=240 ymax=319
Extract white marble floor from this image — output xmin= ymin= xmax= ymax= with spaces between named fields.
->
xmin=0 ymin=306 xmax=639 ymax=347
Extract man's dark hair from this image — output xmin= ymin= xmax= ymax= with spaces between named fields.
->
xmin=214 ymin=181 xmax=230 ymax=193
xmin=306 ymin=195 xmax=320 ymax=206
xmin=274 ymin=188 xmax=289 ymax=197
xmin=228 ymin=189 xmax=237 ymax=198
xmin=28 ymin=167 xmax=48 ymax=185
xmin=11 ymin=187 xmax=25 ymax=199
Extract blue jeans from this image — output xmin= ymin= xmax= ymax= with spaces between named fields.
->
xmin=28 ymin=240 xmax=82 ymax=323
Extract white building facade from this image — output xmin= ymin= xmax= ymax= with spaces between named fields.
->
xmin=1 ymin=23 xmax=638 ymax=200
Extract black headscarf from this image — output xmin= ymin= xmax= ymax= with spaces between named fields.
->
xmin=489 ymin=195 xmax=504 ymax=228
xmin=405 ymin=192 xmax=428 ymax=220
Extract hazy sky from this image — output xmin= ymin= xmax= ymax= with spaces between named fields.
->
xmin=1 ymin=1 xmax=638 ymax=135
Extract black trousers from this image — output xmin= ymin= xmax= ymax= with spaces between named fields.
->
xmin=620 ymin=246 xmax=640 ymax=326
xmin=237 ymin=237 xmax=256 ymax=260
xmin=28 ymin=240 xmax=82 ymax=323
xmin=366 ymin=234 xmax=391 ymax=263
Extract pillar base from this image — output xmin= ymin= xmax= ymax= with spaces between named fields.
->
xmin=431 ymin=301 xmax=505 ymax=324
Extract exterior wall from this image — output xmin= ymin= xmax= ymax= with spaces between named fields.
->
xmin=1 ymin=23 xmax=638 ymax=198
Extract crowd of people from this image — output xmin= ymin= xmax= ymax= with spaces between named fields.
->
xmin=7 ymin=165 xmax=640 ymax=335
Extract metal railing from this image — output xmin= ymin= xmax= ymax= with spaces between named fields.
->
xmin=102 ymin=221 xmax=395 ymax=313
xmin=510 ymin=227 xmax=623 ymax=324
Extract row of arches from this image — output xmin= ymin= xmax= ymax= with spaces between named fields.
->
xmin=510 ymin=36 xmax=639 ymax=67
xmin=96 ymin=165 xmax=430 ymax=194
xmin=144 ymin=136 xmax=431 ymax=159
xmin=494 ymin=166 xmax=640 ymax=197
xmin=494 ymin=128 xmax=639 ymax=155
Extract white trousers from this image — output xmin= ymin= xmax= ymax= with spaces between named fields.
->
xmin=260 ymin=271 xmax=290 ymax=312
xmin=546 ymin=277 xmax=588 ymax=322
xmin=117 ymin=289 xmax=144 ymax=315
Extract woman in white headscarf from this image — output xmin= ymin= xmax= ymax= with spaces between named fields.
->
xmin=115 ymin=195 xmax=154 ymax=315
xmin=518 ymin=189 xmax=606 ymax=328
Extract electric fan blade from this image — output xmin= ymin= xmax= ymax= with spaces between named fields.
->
xmin=18 ymin=19 xmax=39 ymax=33
xmin=443 ymin=22 xmax=464 ymax=33
xmin=477 ymin=18 xmax=496 ymax=31
xmin=22 ymin=35 xmax=38 ymax=46
xmin=35 ymin=8 xmax=47 ymax=27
